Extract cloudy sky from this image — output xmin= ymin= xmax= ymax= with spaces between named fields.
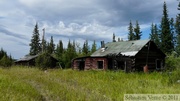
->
xmin=0 ymin=0 xmax=178 ymax=59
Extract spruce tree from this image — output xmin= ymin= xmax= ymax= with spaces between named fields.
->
xmin=63 ymin=40 xmax=77 ymax=68
xmin=91 ymin=40 xmax=97 ymax=54
xmin=72 ymin=40 xmax=76 ymax=54
xmin=56 ymin=40 xmax=64 ymax=59
xmin=0 ymin=48 xmax=6 ymax=59
xmin=175 ymin=2 xmax=180 ymax=55
xmin=72 ymin=40 xmax=77 ymax=59
xmin=0 ymin=48 xmax=13 ymax=67
xmin=29 ymin=23 xmax=41 ymax=55
xmin=62 ymin=40 xmax=71 ymax=68
xmin=149 ymin=23 xmax=160 ymax=47
xmin=46 ymin=42 xmax=50 ymax=53
xmin=48 ymin=36 xmax=55 ymax=54
xmin=150 ymin=23 xmax=155 ymax=39
xmin=82 ymin=40 xmax=89 ymax=55
xmin=134 ymin=21 xmax=142 ymax=40
xmin=170 ymin=18 xmax=175 ymax=51
xmin=128 ymin=20 xmax=135 ymax=41
xmin=160 ymin=2 xmax=173 ymax=53
xmin=55 ymin=40 xmax=64 ymax=67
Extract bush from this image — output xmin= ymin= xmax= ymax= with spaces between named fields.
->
xmin=0 ymin=55 xmax=12 ymax=67
xmin=35 ymin=52 xmax=53 ymax=70
xmin=164 ymin=53 xmax=180 ymax=84
xmin=165 ymin=53 xmax=180 ymax=71
xmin=166 ymin=69 xmax=180 ymax=84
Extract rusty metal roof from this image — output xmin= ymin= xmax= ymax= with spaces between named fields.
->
xmin=91 ymin=39 xmax=150 ymax=57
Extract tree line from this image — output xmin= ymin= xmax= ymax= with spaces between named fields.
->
xmin=128 ymin=2 xmax=180 ymax=55
xmin=28 ymin=1 xmax=180 ymax=69
xmin=1 ymin=1 xmax=179 ymax=69
xmin=29 ymin=23 xmax=97 ymax=68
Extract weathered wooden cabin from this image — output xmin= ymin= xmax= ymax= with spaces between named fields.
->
xmin=15 ymin=55 xmax=38 ymax=66
xmin=72 ymin=40 xmax=166 ymax=72
xmin=15 ymin=54 xmax=58 ymax=68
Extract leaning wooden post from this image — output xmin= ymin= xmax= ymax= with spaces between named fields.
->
xmin=144 ymin=41 xmax=150 ymax=73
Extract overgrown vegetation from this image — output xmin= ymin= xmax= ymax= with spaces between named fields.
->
xmin=164 ymin=53 xmax=180 ymax=85
xmin=25 ymin=1 xmax=180 ymax=69
xmin=29 ymin=23 xmax=98 ymax=68
xmin=2 ymin=2 xmax=180 ymax=100
xmin=0 ymin=66 xmax=179 ymax=101
xmin=35 ymin=52 xmax=54 ymax=70
xmin=0 ymin=48 xmax=13 ymax=67
xmin=165 ymin=53 xmax=180 ymax=71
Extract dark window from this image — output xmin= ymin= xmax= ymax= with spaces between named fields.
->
xmin=97 ymin=61 xmax=103 ymax=69
xmin=156 ymin=59 xmax=162 ymax=69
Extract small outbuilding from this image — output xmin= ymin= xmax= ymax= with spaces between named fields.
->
xmin=72 ymin=39 xmax=166 ymax=72
xmin=15 ymin=54 xmax=58 ymax=68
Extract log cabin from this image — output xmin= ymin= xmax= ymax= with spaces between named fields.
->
xmin=15 ymin=54 xmax=58 ymax=68
xmin=72 ymin=39 xmax=166 ymax=72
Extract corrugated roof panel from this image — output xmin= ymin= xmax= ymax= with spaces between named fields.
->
xmin=121 ymin=51 xmax=139 ymax=56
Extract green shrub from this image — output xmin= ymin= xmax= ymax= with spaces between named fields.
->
xmin=0 ymin=55 xmax=12 ymax=67
xmin=167 ymin=69 xmax=180 ymax=84
xmin=35 ymin=52 xmax=53 ymax=70
xmin=165 ymin=53 xmax=180 ymax=71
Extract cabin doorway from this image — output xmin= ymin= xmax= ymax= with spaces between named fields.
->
xmin=156 ymin=59 xmax=162 ymax=70
xmin=79 ymin=61 xmax=85 ymax=70
xmin=97 ymin=61 xmax=103 ymax=69
xmin=117 ymin=61 xmax=126 ymax=70
xmin=107 ymin=58 xmax=113 ymax=70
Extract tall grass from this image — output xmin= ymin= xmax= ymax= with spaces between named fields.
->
xmin=0 ymin=67 xmax=43 ymax=101
xmin=0 ymin=66 xmax=180 ymax=101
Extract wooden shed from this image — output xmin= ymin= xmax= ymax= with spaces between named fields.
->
xmin=72 ymin=40 xmax=166 ymax=72
xmin=15 ymin=55 xmax=38 ymax=66
xmin=15 ymin=54 xmax=58 ymax=68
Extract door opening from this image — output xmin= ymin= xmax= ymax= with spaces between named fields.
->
xmin=79 ymin=61 xmax=85 ymax=70
xmin=97 ymin=61 xmax=103 ymax=69
xmin=156 ymin=59 xmax=162 ymax=70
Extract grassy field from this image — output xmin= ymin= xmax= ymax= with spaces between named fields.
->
xmin=0 ymin=66 xmax=180 ymax=101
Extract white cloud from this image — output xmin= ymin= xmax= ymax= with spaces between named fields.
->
xmin=0 ymin=32 xmax=29 ymax=58
xmin=41 ymin=21 xmax=117 ymax=41
xmin=0 ymin=0 xmax=178 ymax=59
